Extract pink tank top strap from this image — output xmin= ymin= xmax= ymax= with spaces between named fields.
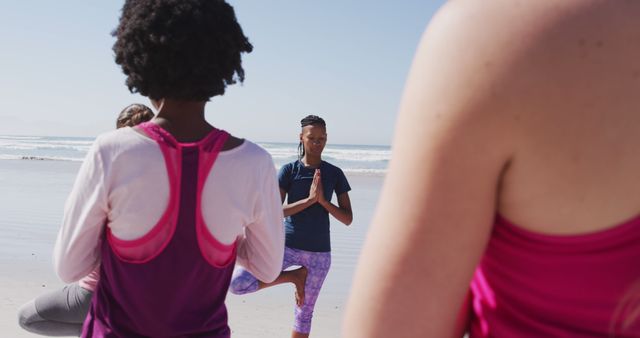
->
xmin=106 ymin=122 xmax=182 ymax=263
xmin=108 ymin=122 xmax=236 ymax=266
xmin=137 ymin=121 xmax=224 ymax=149
xmin=137 ymin=121 xmax=180 ymax=148
xmin=196 ymin=128 xmax=237 ymax=267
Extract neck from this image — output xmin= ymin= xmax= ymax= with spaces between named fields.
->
xmin=152 ymin=99 xmax=212 ymax=142
xmin=302 ymin=155 xmax=321 ymax=167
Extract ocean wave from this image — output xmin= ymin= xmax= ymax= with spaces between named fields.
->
xmin=0 ymin=142 xmax=91 ymax=152
xmin=262 ymin=148 xmax=298 ymax=158
xmin=270 ymin=164 xmax=386 ymax=176
xmin=0 ymin=155 xmax=83 ymax=162
xmin=0 ymin=135 xmax=44 ymax=140
xmin=342 ymin=168 xmax=387 ymax=176
xmin=323 ymin=149 xmax=391 ymax=162
xmin=262 ymin=146 xmax=391 ymax=163
xmin=1 ymin=155 xmax=386 ymax=174
xmin=324 ymin=154 xmax=390 ymax=163
xmin=1 ymin=138 xmax=390 ymax=173
xmin=38 ymin=139 xmax=94 ymax=145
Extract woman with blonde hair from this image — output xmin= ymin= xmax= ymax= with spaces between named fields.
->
xmin=18 ymin=103 xmax=154 ymax=337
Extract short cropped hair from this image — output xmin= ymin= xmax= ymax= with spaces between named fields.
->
xmin=112 ymin=0 xmax=253 ymax=101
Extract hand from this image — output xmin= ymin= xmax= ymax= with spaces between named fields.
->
xmin=307 ymin=169 xmax=321 ymax=204
xmin=316 ymin=170 xmax=328 ymax=206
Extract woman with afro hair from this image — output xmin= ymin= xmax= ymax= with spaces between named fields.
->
xmin=52 ymin=1 xmax=284 ymax=337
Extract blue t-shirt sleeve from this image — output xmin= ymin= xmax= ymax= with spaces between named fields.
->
xmin=278 ymin=163 xmax=293 ymax=191
xmin=334 ymin=168 xmax=351 ymax=195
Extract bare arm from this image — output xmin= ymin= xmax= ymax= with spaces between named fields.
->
xmin=318 ymin=187 xmax=353 ymax=226
xmin=282 ymin=198 xmax=316 ymax=217
xmin=343 ymin=2 xmax=520 ymax=337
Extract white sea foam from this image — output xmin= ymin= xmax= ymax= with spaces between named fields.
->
xmin=323 ymin=149 xmax=391 ymax=162
xmin=1 ymin=136 xmax=390 ymax=175
xmin=0 ymin=135 xmax=44 ymax=140
xmin=0 ymin=154 xmax=83 ymax=162
xmin=0 ymin=143 xmax=91 ymax=151
xmin=260 ymin=143 xmax=390 ymax=162
xmin=342 ymin=168 xmax=387 ymax=176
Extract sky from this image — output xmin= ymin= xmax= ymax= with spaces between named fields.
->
xmin=0 ymin=1 xmax=444 ymax=145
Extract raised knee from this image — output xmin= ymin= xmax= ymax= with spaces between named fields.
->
xmin=228 ymin=280 xmax=244 ymax=294
xmin=17 ymin=301 xmax=37 ymax=330
xmin=229 ymin=277 xmax=256 ymax=295
xmin=17 ymin=312 xmax=28 ymax=330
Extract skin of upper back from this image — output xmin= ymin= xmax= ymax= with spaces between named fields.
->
xmin=343 ymin=1 xmax=640 ymax=337
xmin=468 ymin=0 xmax=640 ymax=234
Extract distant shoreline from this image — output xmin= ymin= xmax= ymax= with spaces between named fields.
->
xmin=0 ymin=136 xmax=390 ymax=176
xmin=0 ymin=157 xmax=387 ymax=176
xmin=0 ymin=134 xmax=391 ymax=148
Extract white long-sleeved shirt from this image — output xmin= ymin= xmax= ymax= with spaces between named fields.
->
xmin=53 ymin=127 xmax=284 ymax=284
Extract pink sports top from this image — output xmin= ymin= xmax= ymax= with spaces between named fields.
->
xmin=83 ymin=122 xmax=237 ymax=337
xmin=470 ymin=215 xmax=640 ymax=337
xmin=106 ymin=122 xmax=236 ymax=266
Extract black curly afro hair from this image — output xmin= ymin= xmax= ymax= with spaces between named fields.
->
xmin=112 ymin=0 xmax=253 ymax=101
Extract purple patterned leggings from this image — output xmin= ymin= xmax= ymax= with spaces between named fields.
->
xmin=229 ymin=246 xmax=331 ymax=334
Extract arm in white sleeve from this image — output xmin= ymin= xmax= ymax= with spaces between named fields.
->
xmin=53 ymin=138 xmax=109 ymax=283
xmin=236 ymin=159 xmax=285 ymax=283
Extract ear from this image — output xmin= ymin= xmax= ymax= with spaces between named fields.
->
xmin=299 ymin=133 xmax=303 ymax=142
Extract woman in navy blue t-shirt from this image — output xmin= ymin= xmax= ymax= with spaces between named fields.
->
xmin=230 ymin=115 xmax=353 ymax=338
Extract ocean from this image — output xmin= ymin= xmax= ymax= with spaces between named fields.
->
xmin=0 ymin=135 xmax=390 ymax=176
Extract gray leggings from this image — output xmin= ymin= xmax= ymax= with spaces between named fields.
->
xmin=17 ymin=284 xmax=92 ymax=337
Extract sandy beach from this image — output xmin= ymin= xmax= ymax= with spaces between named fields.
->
xmin=0 ymin=159 xmax=383 ymax=337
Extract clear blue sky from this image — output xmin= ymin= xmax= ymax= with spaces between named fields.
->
xmin=0 ymin=1 xmax=443 ymax=145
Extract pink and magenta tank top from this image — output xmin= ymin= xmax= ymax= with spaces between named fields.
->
xmin=82 ymin=122 xmax=237 ymax=337
xmin=470 ymin=215 xmax=640 ymax=337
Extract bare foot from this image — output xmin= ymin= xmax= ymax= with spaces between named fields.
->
xmin=292 ymin=266 xmax=308 ymax=306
